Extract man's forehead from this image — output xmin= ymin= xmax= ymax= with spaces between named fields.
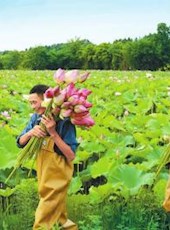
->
xmin=29 ymin=93 xmax=42 ymax=101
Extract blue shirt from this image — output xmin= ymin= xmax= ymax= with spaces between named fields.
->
xmin=16 ymin=113 xmax=79 ymax=156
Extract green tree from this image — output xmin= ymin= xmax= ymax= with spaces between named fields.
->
xmin=81 ymin=43 xmax=96 ymax=69
xmin=128 ymin=32 xmax=166 ymax=70
xmin=155 ymin=22 xmax=170 ymax=69
xmin=93 ymin=43 xmax=112 ymax=69
xmin=111 ymin=41 xmax=124 ymax=70
xmin=0 ymin=51 xmax=21 ymax=69
xmin=21 ymin=46 xmax=49 ymax=70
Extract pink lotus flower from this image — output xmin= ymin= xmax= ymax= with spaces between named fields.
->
xmin=71 ymin=116 xmax=95 ymax=127
xmin=53 ymin=86 xmax=60 ymax=96
xmin=61 ymin=101 xmax=72 ymax=109
xmin=52 ymin=107 xmax=60 ymax=116
xmin=65 ymin=83 xmax=78 ymax=98
xmin=45 ymin=86 xmax=60 ymax=99
xmin=78 ymin=88 xmax=92 ymax=98
xmin=60 ymin=109 xmax=72 ymax=118
xmin=53 ymin=93 xmax=65 ymax=107
xmin=44 ymin=87 xmax=54 ymax=98
xmin=74 ymin=105 xmax=88 ymax=113
xmin=41 ymin=98 xmax=52 ymax=108
xmin=71 ymin=111 xmax=89 ymax=118
xmin=78 ymin=72 xmax=90 ymax=83
xmin=68 ymin=95 xmax=79 ymax=103
xmin=53 ymin=68 xmax=65 ymax=84
xmin=65 ymin=70 xmax=79 ymax=84
xmin=83 ymin=101 xmax=92 ymax=108
xmin=1 ymin=111 xmax=11 ymax=119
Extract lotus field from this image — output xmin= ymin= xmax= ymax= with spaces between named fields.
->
xmin=0 ymin=70 xmax=170 ymax=229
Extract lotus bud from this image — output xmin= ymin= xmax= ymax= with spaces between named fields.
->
xmin=66 ymin=83 xmax=77 ymax=98
xmin=68 ymin=95 xmax=80 ymax=106
xmin=74 ymin=105 xmax=88 ymax=113
xmin=41 ymin=98 xmax=52 ymax=108
xmin=52 ymin=107 xmax=60 ymax=116
xmin=83 ymin=101 xmax=92 ymax=108
xmin=53 ymin=86 xmax=60 ymax=96
xmin=65 ymin=70 xmax=79 ymax=84
xmin=53 ymin=68 xmax=65 ymax=84
xmin=44 ymin=88 xmax=54 ymax=98
xmin=53 ymin=94 xmax=65 ymax=107
xmin=71 ymin=116 xmax=95 ymax=127
xmin=78 ymin=72 xmax=90 ymax=83
xmin=60 ymin=109 xmax=72 ymax=118
xmin=61 ymin=101 xmax=72 ymax=109
xmin=71 ymin=111 xmax=89 ymax=118
xmin=78 ymin=88 xmax=92 ymax=98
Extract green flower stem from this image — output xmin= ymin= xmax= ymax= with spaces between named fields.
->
xmin=154 ymin=144 xmax=170 ymax=181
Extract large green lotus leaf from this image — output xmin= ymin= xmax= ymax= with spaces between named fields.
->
xmin=103 ymin=115 xmax=126 ymax=131
xmin=91 ymin=156 xmax=115 ymax=178
xmin=161 ymin=125 xmax=170 ymax=136
xmin=145 ymin=118 xmax=161 ymax=130
xmin=75 ymin=150 xmax=90 ymax=162
xmin=0 ymin=128 xmax=18 ymax=169
xmin=134 ymin=161 xmax=157 ymax=172
xmin=124 ymin=98 xmax=153 ymax=115
xmin=133 ymin=132 xmax=149 ymax=145
xmin=137 ymin=98 xmax=153 ymax=113
xmin=89 ymin=183 xmax=116 ymax=204
xmin=146 ymin=146 xmax=164 ymax=162
xmin=124 ymin=115 xmax=149 ymax=133
xmin=86 ymin=124 xmax=111 ymax=139
xmin=122 ymin=135 xmax=136 ymax=147
xmin=145 ymin=130 xmax=161 ymax=139
xmin=123 ymin=104 xmax=139 ymax=114
xmin=122 ymin=90 xmax=138 ymax=103
xmin=149 ymin=113 xmax=169 ymax=125
xmin=108 ymin=164 xmax=154 ymax=195
xmin=78 ymin=167 xmax=92 ymax=183
xmin=79 ymin=140 xmax=106 ymax=155
xmin=68 ymin=176 xmax=82 ymax=195
xmin=128 ymin=145 xmax=163 ymax=171
xmin=160 ymin=98 xmax=170 ymax=107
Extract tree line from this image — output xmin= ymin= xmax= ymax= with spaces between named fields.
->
xmin=0 ymin=23 xmax=170 ymax=71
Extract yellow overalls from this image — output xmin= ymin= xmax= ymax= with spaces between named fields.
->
xmin=33 ymin=137 xmax=78 ymax=230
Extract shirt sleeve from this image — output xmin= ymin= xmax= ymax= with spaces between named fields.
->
xmin=54 ymin=119 xmax=79 ymax=155
xmin=16 ymin=113 xmax=39 ymax=148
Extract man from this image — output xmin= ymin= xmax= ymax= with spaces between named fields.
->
xmin=17 ymin=84 xmax=78 ymax=230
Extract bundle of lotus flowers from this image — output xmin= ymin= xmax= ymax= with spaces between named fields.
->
xmin=5 ymin=69 xmax=95 ymax=183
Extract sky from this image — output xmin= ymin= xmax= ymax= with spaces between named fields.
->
xmin=0 ymin=0 xmax=170 ymax=51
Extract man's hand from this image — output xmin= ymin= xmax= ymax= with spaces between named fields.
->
xmin=41 ymin=114 xmax=56 ymax=137
xmin=28 ymin=125 xmax=46 ymax=138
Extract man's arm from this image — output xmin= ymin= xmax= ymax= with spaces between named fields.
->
xmin=51 ymin=132 xmax=75 ymax=161
xmin=18 ymin=125 xmax=46 ymax=146
xmin=17 ymin=114 xmax=46 ymax=148
xmin=41 ymin=114 xmax=75 ymax=161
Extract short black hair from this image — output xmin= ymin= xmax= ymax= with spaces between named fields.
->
xmin=29 ymin=84 xmax=49 ymax=95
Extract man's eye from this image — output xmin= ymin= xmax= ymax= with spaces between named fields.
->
xmin=30 ymin=101 xmax=36 ymax=105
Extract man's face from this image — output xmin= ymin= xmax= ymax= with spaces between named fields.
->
xmin=28 ymin=93 xmax=45 ymax=114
